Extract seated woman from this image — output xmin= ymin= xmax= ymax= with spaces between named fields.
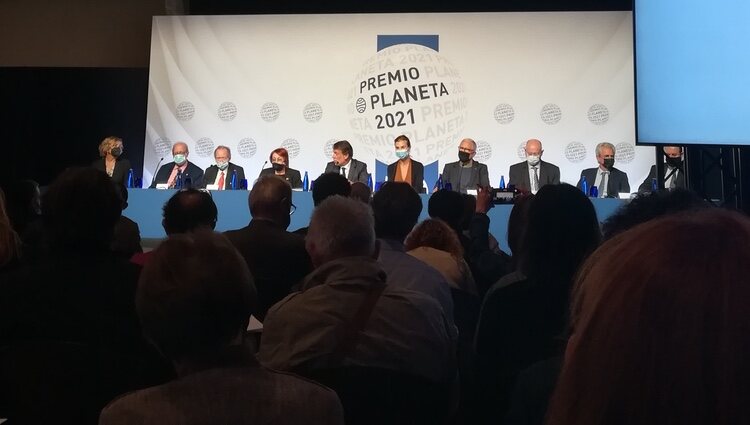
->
xmin=259 ymin=148 xmax=302 ymax=189
xmin=92 ymin=136 xmax=132 ymax=187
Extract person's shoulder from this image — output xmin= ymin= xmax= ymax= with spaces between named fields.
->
xmin=188 ymin=162 xmax=204 ymax=172
xmin=509 ymin=161 xmax=526 ymax=170
xmin=612 ymin=167 xmax=628 ymax=176
xmin=542 ymin=160 xmax=560 ymax=171
xmin=230 ymin=162 xmax=244 ymax=171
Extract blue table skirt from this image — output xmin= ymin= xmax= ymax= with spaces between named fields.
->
xmin=125 ymin=189 xmax=625 ymax=255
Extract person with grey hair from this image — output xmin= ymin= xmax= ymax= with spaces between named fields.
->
xmin=224 ymin=176 xmax=312 ymax=319
xmin=441 ymin=138 xmax=490 ymax=193
xmin=202 ymin=145 xmax=246 ymax=190
xmin=150 ymin=142 xmax=204 ymax=189
xmin=100 ymin=230 xmax=344 ymax=425
xmin=576 ymin=142 xmax=630 ymax=197
xmin=258 ymin=195 xmax=457 ymax=385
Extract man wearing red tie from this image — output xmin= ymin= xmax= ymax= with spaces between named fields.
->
xmin=202 ymin=146 xmax=246 ymax=190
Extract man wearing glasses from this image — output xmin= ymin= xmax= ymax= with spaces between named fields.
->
xmin=441 ymin=138 xmax=490 ymax=193
xmin=224 ymin=176 xmax=311 ymax=319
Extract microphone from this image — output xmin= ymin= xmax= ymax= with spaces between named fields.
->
xmin=150 ymin=157 xmax=164 ymax=188
xmin=257 ymin=160 xmax=268 ymax=179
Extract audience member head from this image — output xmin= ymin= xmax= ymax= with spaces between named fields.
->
xmin=306 ymin=196 xmax=376 ymax=268
xmin=312 ymin=173 xmax=351 ymax=206
xmin=162 ymin=189 xmax=218 ymax=235
xmin=42 ymin=167 xmax=121 ymax=250
xmin=350 ymin=181 xmax=372 ymax=204
xmin=459 ymin=193 xmax=476 ymax=231
xmin=404 ymin=218 xmax=464 ymax=258
xmin=4 ymin=179 xmax=41 ymax=232
xmin=249 ymin=175 xmax=292 ymax=229
xmin=601 ymin=189 xmax=710 ymax=240
xmin=428 ymin=189 xmax=464 ymax=231
xmin=547 ymin=208 xmax=750 ymax=425
xmin=136 ymin=230 xmax=257 ymax=370
xmin=506 ymin=193 xmax=534 ymax=257
xmin=98 ymin=136 xmax=124 ymax=159
xmin=519 ymin=183 xmax=600 ymax=285
xmin=0 ymin=188 xmax=21 ymax=268
xmin=372 ymin=182 xmax=422 ymax=242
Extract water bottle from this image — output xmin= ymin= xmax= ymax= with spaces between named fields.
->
xmin=126 ymin=168 xmax=134 ymax=188
xmin=367 ymin=173 xmax=373 ymax=190
xmin=590 ymin=185 xmax=599 ymax=198
xmin=436 ymin=174 xmax=443 ymax=190
xmin=499 ymin=175 xmax=506 ymax=190
xmin=231 ymin=170 xmax=238 ymax=190
xmin=581 ymin=176 xmax=588 ymax=195
xmin=651 ymin=177 xmax=658 ymax=192
xmin=302 ymin=171 xmax=309 ymax=192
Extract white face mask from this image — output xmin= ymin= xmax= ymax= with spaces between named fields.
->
xmin=216 ymin=160 xmax=229 ymax=170
xmin=526 ymin=155 xmax=540 ymax=166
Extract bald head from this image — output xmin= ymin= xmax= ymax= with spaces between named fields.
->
xmin=525 ymin=139 xmax=543 ymax=156
xmin=172 ymin=142 xmax=188 ymax=156
xmin=249 ymin=176 xmax=292 ymax=226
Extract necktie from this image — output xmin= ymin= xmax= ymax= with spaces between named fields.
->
xmin=669 ymin=169 xmax=678 ymax=189
xmin=600 ymin=171 xmax=609 ymax=197
xmin=218 ymin=171 xmax=225 ymax=190
xmin=531 ymin=166 xmax=539 ymax=193
xmin=341 ymin=166 xmax=346 ymax=178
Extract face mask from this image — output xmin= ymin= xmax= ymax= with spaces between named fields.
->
xmin=458 ymin=151 xmax=471 ymax=162
xmin=173 ymin=154 xmax=186 ymax=165
xmin=603 ymin=158 xmax=615 ymax=170
xmin=666 ymin=156 xmax=683 ymax=168
xmin=272 ymin=163 xmax=285 ymax=172
xmin=216 ymin=161 xmax=229 ymax=170
xmin=395 ymin=149 xmax=409 ymax=160
xmin=526 ymin=155 xmax=540 ymax=166
xmin=110 ymin=147 xmax=122 ymax=157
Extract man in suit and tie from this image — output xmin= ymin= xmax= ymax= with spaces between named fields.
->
xmin=638 ymin=146 xmax=686 ymax=193
xmin=577 ymin=142 xmax=630 ymax=197
xmin=508 ymin=139 xmax=561 ymax=194
xmin=441 ymin=138 xmax=490 ymax=193
xmin=202 ymin=146 xmax=246 ymax=190
xmin=324 ymin=140 xmax=368 ymax=184
xmin=149 ymin=142 xmax=204 ymax=189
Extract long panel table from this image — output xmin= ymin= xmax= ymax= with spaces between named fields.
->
xmin=125 ymin=189 xmax=626 ymax=254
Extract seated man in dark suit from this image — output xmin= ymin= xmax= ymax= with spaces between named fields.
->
xmin=638 ymin=145 xmax=686 ymax=193
xmin=224 ymin=176 xmax=312 ymax=319
xmin=324 ymin=140 xmax=368 ymax=184
xmin=149 ymin=141 xmax=204 ymax=189
xmin=387 ymin=134 xmax=425 ymax=193
xmin=100 ymin=231 xmax=344 ymax=425
xmin=202 ymin=145 xmax=245 ymax=190
xmin=576 ymin=142 xmax=630 ymax=197
xmin=508 ymin=139 xmax=560 ymax=194
xmin=441 ymin=138 xmax=490 ymax=193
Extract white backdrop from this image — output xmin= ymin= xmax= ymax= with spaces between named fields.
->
xmin=144 ymin=12 xmax=653 ymax=189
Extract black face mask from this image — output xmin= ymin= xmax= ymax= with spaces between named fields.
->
xmin=665 ymin=156 xmax=683 ymax=168
xmin=272 ymin=163 xmax=285 ymax=172
xmin=603 ymin=158 xmax=615 ymax=170
xmin=458 ymin=151 xmax=471 ymax=163
xmin=111 ymin=147 xmax=123 ymax=157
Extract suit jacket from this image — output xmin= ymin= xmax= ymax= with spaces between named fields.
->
xmin=387 ymin=159 xmax=425 ymax=193
xmin=638 ymin=164 xmax=686 ymax=193
xmin=576 ymin=167 xmax=630 ymax=197
xmin=92 ymin=157 xmax=132 ymax=187
xmin=259 ymin=167 xmax=303 ymax=189
xmin=224 ymin=219 xmax=313 ymax=320
xmin=202 ymin=163 xmax=246 ymax=189
xmin=441 ymin=160 xmax=490 ymax=192
xmin=149 ymin=161 xmax=204 ymax=189
xmin=507 ymin=161 xmax=561 ymax=193
xmin=324 ymin=158 xmax=368 ymax=184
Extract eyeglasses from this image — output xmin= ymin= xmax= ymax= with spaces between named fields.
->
xmin=290 ymin=203 xmax=296 ymax=215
